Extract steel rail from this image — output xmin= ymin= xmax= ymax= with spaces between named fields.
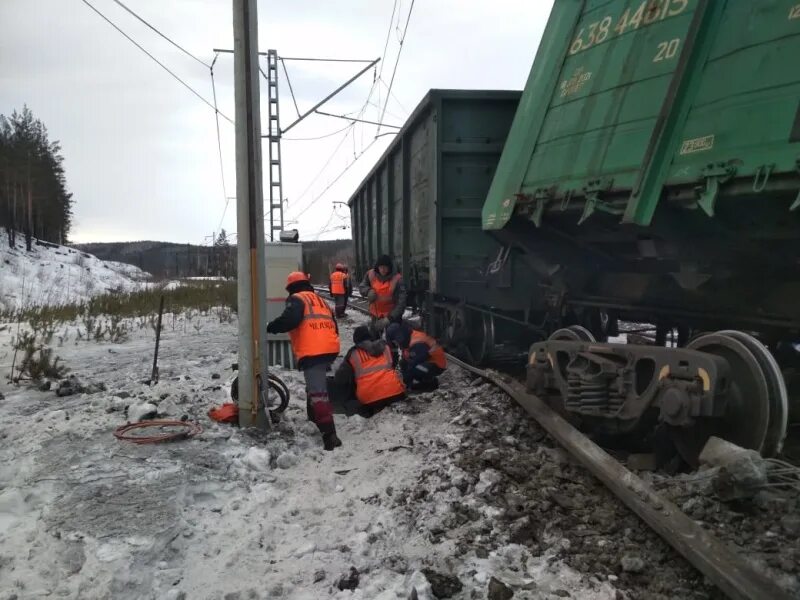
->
xmin=446 ymin=354 xmax=792 ymax=600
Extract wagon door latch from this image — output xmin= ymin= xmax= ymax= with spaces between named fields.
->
xmin=578 ymin=179 xmax=620 ymax=225
xmin=694 ymin=163 xmax=736 ymax=217
xmin=790 ymin=158 xmax=800 ymax=212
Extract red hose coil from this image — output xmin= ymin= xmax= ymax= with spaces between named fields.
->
xmin=114 ymin=419 xmax=203 ymax=444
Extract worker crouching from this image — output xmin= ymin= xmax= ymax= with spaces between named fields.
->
xmin=334 ymin=325 xmax=406 ymax=416
xmin=385 ymin=322 xmax=447 ymax=391
xmin=267 ymin=271 xmax=342 ymax=451
xmin=329 ymin=263 xmax=351 ymax=318
xmin=358 ymin=254 xmax=406 ymax=337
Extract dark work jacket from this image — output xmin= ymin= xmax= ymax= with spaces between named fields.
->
xmin=357 ymin=263 xmax=407 ymax=321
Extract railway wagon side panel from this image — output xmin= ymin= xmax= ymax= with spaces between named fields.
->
xmin=481 ymin=0 xmax=800 ymax=330
xmin=391 ymin=148 xmax=405 ymax=267
xmin=484 ymin=0 xmax=703 ymax=229
xmin=438 ymin=95 xmax=522 ymax=307
xmin=408 ymin=111 xmax=436 ymax=291
xmin=350 ymin=90 xmax=522 ymax=307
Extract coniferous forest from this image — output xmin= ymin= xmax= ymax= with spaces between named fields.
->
xmin=0 ymin=106 xmax=73 ymax=248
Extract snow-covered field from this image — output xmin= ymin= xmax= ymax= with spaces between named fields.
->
xmin=0 ymin=308 xmax=641 ymax=600
xmin=0 ymin=231 xmax=151 ymax=312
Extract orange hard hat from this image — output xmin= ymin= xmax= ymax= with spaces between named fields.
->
xmin=286 ymin=271 xmax=310 ymax=288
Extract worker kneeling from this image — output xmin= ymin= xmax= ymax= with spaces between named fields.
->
xmin=267 ymin=271 xmax=342 ymax=451
xmin=334 ymin=325 xmax=406 ymax=416
xmin=385 ymin=322 xmax=447 ymax=391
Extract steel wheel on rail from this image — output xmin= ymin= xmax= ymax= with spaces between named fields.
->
xmin=464 ymin=311 xmax=496 ymax=366
xmin=548 ymin=325 xmax=596 ymax=342
xmin=671 ymin=332 xmax=773 ymax=467
xmin=718 ymin=330 xmax=788 ymax=457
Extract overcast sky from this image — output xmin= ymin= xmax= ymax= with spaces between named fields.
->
xmin=0 ymin=0 xmax=554 ymax=245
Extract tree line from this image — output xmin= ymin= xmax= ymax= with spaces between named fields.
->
xmin=0 ymin=106 xmax=73 ymax=249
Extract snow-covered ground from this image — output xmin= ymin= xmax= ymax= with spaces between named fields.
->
xmin=0 ymin=308 xmax=640 ymax=600
xmin=0 ymin=231 xmax=151 ymax=312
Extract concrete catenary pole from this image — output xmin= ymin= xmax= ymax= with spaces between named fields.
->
xmin=233 ymin=0 xmax=269 ymax=430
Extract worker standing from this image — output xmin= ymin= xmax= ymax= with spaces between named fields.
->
xmin=267 ymin=272 xmax=342 ymax=451
xmin=385 ymin=321 xmax=447 ymax=391
xmin=333 ymin=325 xmax=406 ymax=416
xmin=342 ymin=265 xmax=352 ymax=314
xmin=329 ymin=263 xmax=351 ymax=318
xmin=358 ymin=254 xmax=407 ymax=336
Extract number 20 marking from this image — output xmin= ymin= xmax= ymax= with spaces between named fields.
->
xmin=790 ymin=4 xmax=800 ymax=20
xmin=654 ymin=38 xmax=681 ymax=62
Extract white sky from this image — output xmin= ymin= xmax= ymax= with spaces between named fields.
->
xmin=0 ymin=0 xmax=554 ymax=245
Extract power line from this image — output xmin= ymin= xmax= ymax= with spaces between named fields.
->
xmin=282 ymin=123 xmax=354 ymax=141
xmin=286 ymin=123 xmax=357 ymax=218
xmin=210 ymin=53 xmax=229 ymax=230
xmin=292 ymin=136 xmax=379 ymax=222
xmin=316 ymin=110 xmax=401 ymax=129
xmin=377 ymin=0 xmax=399 ymax=84
xmin=378 ymin=76 xmax=408 ymax=115
xmin=279 ymin=58 xmax=302 ymax=119
xmin=280 ymin=56 xmax=375 ymax=63
xmin=81 ymin=0 xmax=233 ymax=124
xmin=282 ymin=2 xmax=402 ymax=224
xmin=110 ymin=0 xmax=210 ymax=69
xmin=377 ymin=0 xmax=415 ymax=136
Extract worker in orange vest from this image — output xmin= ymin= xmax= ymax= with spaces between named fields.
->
xmin=386 ymin=321 xmax=447 ymax=392
xmin=333 ymin=325 xmax=406 ymax=416
xmin=358 ymin=254 xmax=406 ymax=335
xmin=267 ymin=271 xmax=342 ymax=450
xmin=329 ymin=263 xmax=351 ymax=318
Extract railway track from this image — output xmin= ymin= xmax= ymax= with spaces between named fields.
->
xmin=315 ymin=286 xmax=794 ymax=600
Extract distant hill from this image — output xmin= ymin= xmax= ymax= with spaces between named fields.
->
xmin=75 ymin=241 xmax=233 ymax=279
xmin=1 ymin=231 xmax=150 ymax=311
xmin=74 ymin=239 xmax=354 ymax=283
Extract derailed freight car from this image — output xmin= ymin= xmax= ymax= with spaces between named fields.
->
xmin=349 ymin=89 xmax=535 ymax=362
xmin=482 ymin=0 xmax=800 ymax=463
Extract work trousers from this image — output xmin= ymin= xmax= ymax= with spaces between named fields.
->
xmin=303 ymin=361 xmax=335 ymax=433
xmin=333 ymin=294 xmax=346 ymax=317
xmin=406 ymin=361 xmax=443 ymax=391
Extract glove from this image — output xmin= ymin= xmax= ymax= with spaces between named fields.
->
xmin=367 ymin=289 xmax=378 ymax=303
xmin=374 ymin=317 xmax=390 ymax=333
xmin=266 ymin=321 xmax=277 ymax=334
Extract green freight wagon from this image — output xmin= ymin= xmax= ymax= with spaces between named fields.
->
xmin=349 ymin=90 xmax=524 ymax=332
xmin=482 ymin=0 xmax=800 ymax=462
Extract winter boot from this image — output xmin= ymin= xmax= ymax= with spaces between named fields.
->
xmin=322 ymin=428 xmax=343 ymax=451
xmin=409 ymin=378 xmax=439 ymax=393
xmin=312 ymin=399 xmax=341 ymax=451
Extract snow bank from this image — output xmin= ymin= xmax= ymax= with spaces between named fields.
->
xmin=0 ymin=230 xmax=152 ymax=311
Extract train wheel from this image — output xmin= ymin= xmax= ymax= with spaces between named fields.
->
xmin=671 ymin=332 xmax=774 ymax=466
xmin=549 ymin=325 xmax=596 ymax=342
xmin=718 ymin=330 xmax=788 ymax=457
xmin=465 ymin=311 xmax=496 ymax=366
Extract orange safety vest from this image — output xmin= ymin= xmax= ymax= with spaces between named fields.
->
xmin=330 ymin=271 xmax=347 ymax=295
xmin=348 ymin=345 xmax=406 ymax=405
xmin=288 ymin=290 xmax=340 ymax=361
xmin=367 ymin=270 xmax=402 ymax=317
xmin=403 ymin=330 xmax=447 ymax=370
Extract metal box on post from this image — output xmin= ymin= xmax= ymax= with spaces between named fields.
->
xmin=265 ymin=241 xmax=302 ymax=367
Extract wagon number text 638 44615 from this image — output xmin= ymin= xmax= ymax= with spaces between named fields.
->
xmin=569 ymin=0 xmax=690 ymax=56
